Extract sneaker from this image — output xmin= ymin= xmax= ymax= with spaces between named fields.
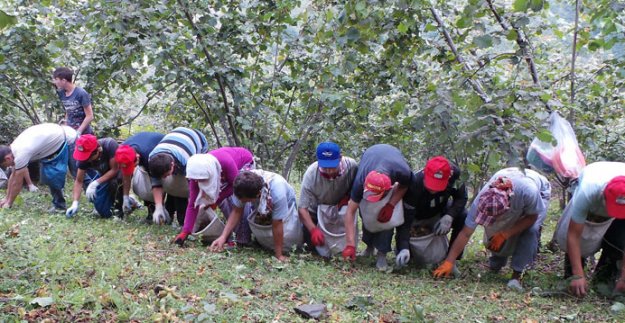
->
xmin=47 ymin=206 xmax=65 ymax=214
xmin=452 ymin=264 xmax=461 ymax=277
xmin=507 ymin=279 xmax=524 ymax=292
xmin=376 ymin=252 xmax=388 ymax=270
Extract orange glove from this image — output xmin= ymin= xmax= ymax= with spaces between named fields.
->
xmin=433 ymin=260 xmax=455 ymax=278
xmin=310 ymin=227 xmax=325 ymax=246
xmin=377 ymin=203 xmax=394 ymax=223
xmin=487 ymin=232 xmax=509 ymax=252
xmin=342 ymin=245 xmax=356 ymax=261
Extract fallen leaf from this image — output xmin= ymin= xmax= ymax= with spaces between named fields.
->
xmin=30 ymin=297 xmax=54 ymax=307
xmin=7 ymin=224 xmax=19 ymax=238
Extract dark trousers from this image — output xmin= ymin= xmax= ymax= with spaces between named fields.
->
xmin=594 ymin=219 xmax=625 ymax=282
xmin=50 ymin=187 xmax=66 ymax=209
xmin=165 ymin=195 xmax=188 ymax=226
xmin=302 ymin=211 xmax=319 ymax=252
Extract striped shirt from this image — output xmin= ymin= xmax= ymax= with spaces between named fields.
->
xmin=149 ymin=127 xmax=208 ymax=186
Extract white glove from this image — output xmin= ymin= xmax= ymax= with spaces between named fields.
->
xmin=434 ymin=214 xmax=453 ymax=235
xmin=86 ymin=180 xmax=100 ymax=201
xmin=28 ymin=184 xmax=39 ymax=192
xmin=122 ymin=195 xmax=141 ymax=214
xmin=152 ymin=204 xmax=171 ymax=225
xmin=66 ymin=201 xmax=79 ymax=218
xmin=396 ymin=249 xmax=410 ymax=267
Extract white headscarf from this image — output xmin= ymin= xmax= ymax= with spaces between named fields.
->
xmin=186 ymin=154 xmax=222 ymax=208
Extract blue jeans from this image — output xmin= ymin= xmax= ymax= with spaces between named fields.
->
xmin=83 ymin=171 xmax=122 ymax=218
xmin=361 ymin=226 xmax=394 ymax=253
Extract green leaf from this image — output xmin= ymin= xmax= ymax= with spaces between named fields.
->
xmin=513 ymin=0 xmax=529 ymax=12
xmin=588 ymin=40 xmax=603 ymax=51
xmin=346 ymin=27 xmax=360 ymax=41
xmin=506 ymin=30 xmax=518 ymax=41
xmin=473 ymin=35 xmax=493 ymax=48
xmin=456 ymin=17 xmax=471 ymax=29
xmin=530 ymin=0 xmax=544 ymax=12
xmin=0 ymin=10 xmax=17 ymax=31
xmin=514 ymin=17 xmax=530 ymax=27
xmin=425 ymin=23 xmax=437 ymax=32
xmin=536 ymin=129 xmax=554 ymax=143
xmin=397 ymin=22 xmax=408 ymax=33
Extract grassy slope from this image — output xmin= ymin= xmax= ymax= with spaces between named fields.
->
xmin=1 ymin=189 xmax=625 ymax=322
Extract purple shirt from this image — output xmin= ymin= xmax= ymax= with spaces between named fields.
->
xmin=182 ymin=147 xmax=254 ymax=234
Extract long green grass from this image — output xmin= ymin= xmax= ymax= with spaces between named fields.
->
xmin=1 ymin=189 xmax=624 ymax=322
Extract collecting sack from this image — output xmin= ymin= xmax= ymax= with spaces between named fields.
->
xmin=192 ymin=207 xmax=225 ymax=243
xmin=315 ymin=205 xmax=357 ymax=257
xmin=526 ymin=111 xmax=586 ymax=179
xmin=359 ymin=185 xmax=404 ymax=233
xmin=162 ymin=173 xmax=189 ymax=198
xmin=40 ymin=142 xmax=69 ymax=191
xmin=248 ymin=204 xmax=303 ymax=253
xmin=554 ymin=202 xmax=613 ymax=257
xmin=131 ymin=166 xmax=154 ymax=202
xmin=408 ymin=217 xmax=449 ymax=266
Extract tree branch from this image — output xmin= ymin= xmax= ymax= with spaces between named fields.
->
xmin=430 ymin=7 xmax=491 ymax=103
xmin=189 ymin=89 xmax=222 ymax=147
xmin=178 ymin=0 xmax=240 ymax=146
xmin=103 ymin=80 xmax=177 ymax=130
xmin=570 ymin=0 xmax=581 ymax=109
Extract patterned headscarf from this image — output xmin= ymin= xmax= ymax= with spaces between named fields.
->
xmin=475 ymin=176 xmax=514 ymax=226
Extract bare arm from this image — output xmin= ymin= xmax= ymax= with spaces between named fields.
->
xmin=94 ymin=158 xmax=118 ymax=184
xmin=76 ymin=105 xmax=93 ymax=134
xmin=122 ymin=174 xmax=131 ymax=195
xmin=218 ymin=206 xmax=244 ymax=243
xmin=152 ymin=186 xmax=164 ymax=205
xmin=344 ymin=199 xmax=359 ymax=246
xmin=72 ymin=169 xmax=86 ymax=201
xmin=443 ymin=225 xmax=476 ymax=265
xmin=388 ymin=184 xmax=408 ymax=206
xmin=298 ymin=207 xmax=317 ymax=231
xmin=23 ymin=168 xmax=34 ymax=187
xmin=502 ymin=214 xmax=538 ymax=237
xmin=2 ymin=168 xmax=27 ymax=207
xmin=272 ymin=219 xmax=285 ymax=260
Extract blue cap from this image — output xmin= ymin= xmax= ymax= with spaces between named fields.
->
xmin=316 ymin=142 xmax=341 ymax=168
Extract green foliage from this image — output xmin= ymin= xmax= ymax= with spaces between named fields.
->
xmin=0 ymin=0 xmax=624 ymax=183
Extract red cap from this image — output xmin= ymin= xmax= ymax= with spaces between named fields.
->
xmin=424 ymin=156 xmax=451 ymax=192
xmin=115 ymin=145 xmax=137 ymax=176
xmin=364 ymin=170 xmax=392 ymax=202
xmin=73 ymin=134 xmax=98 ymax=161
xmin=604 ymin=176 xmax=625 ymax=219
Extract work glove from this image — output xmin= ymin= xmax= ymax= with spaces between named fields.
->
xmin=377 ymin=203 xmax=394 ymax=223
xmin=86 ymin=180 xmax=100 ymax=201
xmin=433 ymin=260 xmax=454 ymax=278
xmin=152 ymin=204 xmax=171 ymax=225
xmin=28 ymin=184 xmax=39 ymax=192
xmin=396 ymin=249 xmax=410 ymax=267
xmin=122 ymin=195 xmax=141 ymax=214
xmin=434 ymin=214 xmax=453 ymax=235
xmin=172 ymin=231 xmax=190 ymax=247
xmin=487 ymin=232 xmax=509 ymax=252
xmin=310 ymin=227 xmax=325 ymax=247
xmin=342 ymin=245 xmax=356 ymax=261
xmin=337 ymin=195 xmax=350 ymax=209
xmin=66 ymin=201 xmax=79 ymax=218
